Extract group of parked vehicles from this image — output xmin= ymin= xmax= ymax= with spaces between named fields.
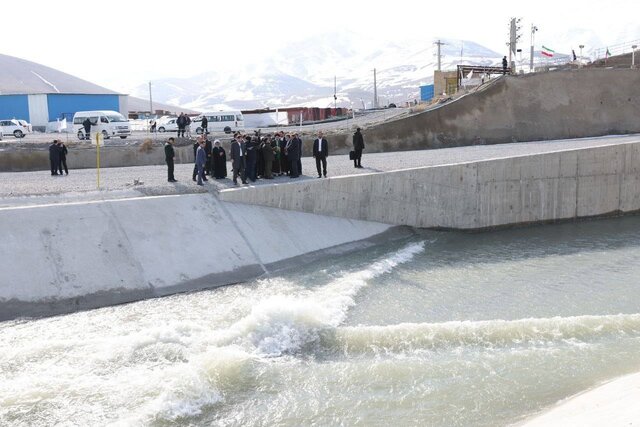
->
xmin=153 ymin=111 xmax=244 ymax=134
xmin=0 ymin=110 xmax=245 ymax=141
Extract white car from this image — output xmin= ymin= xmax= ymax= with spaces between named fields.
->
xmin=0 ymin=119 xmax=29 ymax=138
xmin=16 ymin=120 xmax=32 ymax=133
xmin=157 ymin=118 xmax=179 ymax=133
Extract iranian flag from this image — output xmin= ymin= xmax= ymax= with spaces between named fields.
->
xmin=541 ymin=46 xmax=555 ymax=57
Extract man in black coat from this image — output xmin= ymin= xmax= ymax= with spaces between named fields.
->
xmin=204 ymin=138 xmax=213 ymax=175
xmin=313 ymin=131 xmax=328 ymax=178
xmin=230 ymin=135 xmax=248 ymax=185
xmin=176 ymin=113 xmax=186 ymax=138
xmin=49 ymin=140 xmax=61 ymax=175
xmin=352 ymin=127 xmax=365 ymax=168
xmin=82 ymin=118 xmax=92 ymax=140
xmin=57 ymin=140 xmax=69 ymax=175
xmin=201 ymin=115 xmax=208 ymax=135
xmin=502 ymin=56 xmax=508 ymax=75
xmin=212 ymin=139 xmax=227 ymax=179
xmin=286 ymin=133 xmax=301 ymax=178
xmin=278 ymin=132 xmax=289 ymax=175
xmin=192 ymin=136 xmax=208 ymax=182
xmin=245 ymin=135 xmax=258 ymax=182
xmin=297 ymin=133 xmax=303 ymax=175
xmin=165 ymin=137 xmax=177 ymax=182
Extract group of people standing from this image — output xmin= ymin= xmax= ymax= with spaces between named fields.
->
xmin=176 ymin=113 xmax=191 ymax=138
xmin=49 ymin=140 xmax=69 ymax=176
xmin=229 ymin=131 xmax=329 ymax=185
xmin=167 ymin=128 xmax=365 ymax=186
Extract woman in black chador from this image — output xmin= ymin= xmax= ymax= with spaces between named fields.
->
xmin=212 ymin=139 xmax=227 ymax=179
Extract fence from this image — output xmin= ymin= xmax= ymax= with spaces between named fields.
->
xmin=591 ymin=39 xmax=640 ymax=61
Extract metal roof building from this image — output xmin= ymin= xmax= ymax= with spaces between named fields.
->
xmin=0 ymin=53 xmax=128 ymax=130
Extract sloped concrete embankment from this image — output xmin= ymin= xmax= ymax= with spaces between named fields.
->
xmin=0 ymin=194 xmax=393 ymax=321
xmin=328 ymin=68 xmax=640 ymax=153
xmin=219 ymin=141 xmax=640 ymax=230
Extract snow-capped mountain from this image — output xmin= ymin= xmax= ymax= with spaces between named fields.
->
xmin=131 ymin=32 xmax=503 ymax=111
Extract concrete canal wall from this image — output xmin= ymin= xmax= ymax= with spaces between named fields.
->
xmin=219 ymin=140 xmax=640 ymax=230
xmin=0 ymin=194 xmax=393 ymax=321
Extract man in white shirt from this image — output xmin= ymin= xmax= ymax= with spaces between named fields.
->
xmin=312 ymin=131 xmax=329 ymax=178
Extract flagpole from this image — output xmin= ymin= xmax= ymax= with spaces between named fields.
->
xmin=96 ymin=132 xmax=101 ymax=190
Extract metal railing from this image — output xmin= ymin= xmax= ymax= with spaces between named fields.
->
xmin=591 ymin=39 xmax=640 ymax=61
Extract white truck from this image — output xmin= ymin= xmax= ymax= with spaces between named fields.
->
xmin=73 ymin=110 xmax=131 ymax=141
xmin=192 ymin=111 xmax=244 ymax=134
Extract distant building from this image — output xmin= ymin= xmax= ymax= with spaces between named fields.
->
xmin=434 ymin=71 xmax=459 ymax=96
xmin=420 ymin=84 xmax=435 ymax=102
xmin=241 ymin=107 xmax=351 ymax=128
xmin=0 ymin=53 xmax=128 ymax=131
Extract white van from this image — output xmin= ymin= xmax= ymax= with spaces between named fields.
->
xmin=192 ymin=111 xmax=244 ymax=134
xmin=73 ymin=110 xmax=131 ymax=141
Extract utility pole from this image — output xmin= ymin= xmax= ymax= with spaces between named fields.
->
xmin=434 ymin=40 xmax=445 ymax=71
xmin=373 ymin=68 xmax=379 ymax=109
xmin=530 ymin=24 xmax=538 ymax=72
xmin=148 ymin=82 xmax=153 ymax=115
xmin=509 ymin=18 xmax=522 ymax=73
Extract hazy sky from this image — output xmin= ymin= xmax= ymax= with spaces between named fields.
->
xmin=3 ymin=0 xmax=638 ymax=92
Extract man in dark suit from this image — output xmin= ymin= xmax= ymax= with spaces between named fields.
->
xmin=165 ymin=137 xmax=177 ymax=182
xmin=195 ymin=138 xmax=207 ymax=185
xmin=204 ymin=137 xmax=213 ymax=176
xmin=230 ymin=135 xmax=248 ymax=185
xmin=286 ymin=133 xmax=300 ymax=178
xmin=49 ymin=140 xmax=60 ymax=175
xmin=313 ymin=131 xmax=328 ymax=178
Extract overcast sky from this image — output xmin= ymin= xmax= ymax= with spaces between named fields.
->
xmin=4 ymin=0 xmax=639 ymax=92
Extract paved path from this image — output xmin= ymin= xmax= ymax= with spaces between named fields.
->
xmin=1 ymin=134 xmax=638 ymax=203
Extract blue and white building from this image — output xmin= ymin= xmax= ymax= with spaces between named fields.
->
xmin=0 ymin=53 xmax=128 ymax=131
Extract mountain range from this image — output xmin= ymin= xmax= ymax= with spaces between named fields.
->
xmin=129 ymin=26 xmax=639 ymax=112
xmin=130 ymin=32 xmax=503 ymax=112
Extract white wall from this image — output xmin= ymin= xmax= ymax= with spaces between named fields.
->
xmin=244 ymin=111 xmax=289 ymax=128
xmin=118 ymin=95 xmax=129 ymax=116
xmin=27 ymin=94 xmax=49 ymax=128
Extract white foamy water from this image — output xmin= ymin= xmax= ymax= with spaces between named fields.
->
xmin=2 ymin=218 xmax=640 ymax=426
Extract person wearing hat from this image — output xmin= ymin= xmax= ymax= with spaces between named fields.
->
xmin=353 ymin=127 xmax=365 ymax=168
xmin=211 ymin=139 xmax=227 ymax=179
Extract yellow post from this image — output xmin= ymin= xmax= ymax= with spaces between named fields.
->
xmin=96 ymin=131 xmax=101 ymax=189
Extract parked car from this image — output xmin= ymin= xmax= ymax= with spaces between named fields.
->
xmin=16 ymin=119 xmax=32 ymax=133
xmin=0 ymin=119 xmax=29 ymax=138
xmin=157 ymin=118 xmax=179 ymax=132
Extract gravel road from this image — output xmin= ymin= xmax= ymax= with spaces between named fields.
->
xmin=2 ymin=133 xmax=638 ymax=204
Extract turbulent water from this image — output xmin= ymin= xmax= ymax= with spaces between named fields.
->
xmin=2 ymin=217 xmax=640 ymax=426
